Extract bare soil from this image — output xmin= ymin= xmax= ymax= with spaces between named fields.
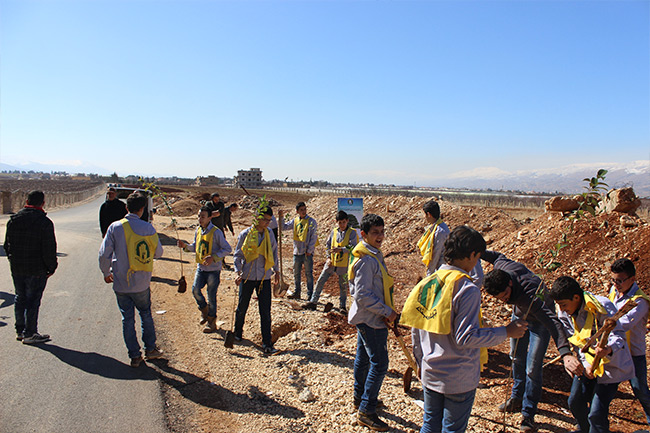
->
xmin=145 ymin=187 xmax=650 ymax=433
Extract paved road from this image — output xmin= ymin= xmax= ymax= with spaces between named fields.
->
xmin=0 ymin=196 xmax=169 ymax=433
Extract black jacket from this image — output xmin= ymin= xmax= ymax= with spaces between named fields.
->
xmin=4 ymin=207 xmax=58 ymax=276
xmin=99 ymin=199 xmax=127 ymax=237
xmin=482 ymin=250 xmax=571 ymax=356
xmin=206 ymin=200 xmax=225 ymax=231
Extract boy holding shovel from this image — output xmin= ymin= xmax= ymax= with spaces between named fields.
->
xmin=304 ymin=210 xmax=357 ymax=313
xmin=348 ymin=214 xmax=398 ymax=432
xmin=177 ymin=206 xmax=232 ymax=333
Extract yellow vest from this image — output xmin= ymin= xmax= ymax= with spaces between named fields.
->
xmin=417 ymin=219 xmax=443 ymax=267
xmin=348 ymin=243 xmax=394 ymax=310
xmin=400 ymin=269 xmax=468 ymax=335
xmin=121 ymin=219 xmax=159 ymax=283
xmin=331 ymin=227 xmax=353 ymax=267
xmin=242 ymin=227 xmax=275 ymax=272
xmin=608 ymin=285 xmax=650 ymax=350
xmin=567 ymin=292 xmax=610 ymax=377
xmin=195 ymin=226 xmax=219 ymax=264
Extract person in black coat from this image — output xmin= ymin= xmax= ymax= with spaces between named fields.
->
xmin=99 ymin=187 xmax=127 ymax=237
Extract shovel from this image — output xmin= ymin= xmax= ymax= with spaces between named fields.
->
xmin=272 ymin=216 xmax=289 ymax=298
xmin=176 ymin=230 xmax=187 ymax=293
xmin=224 ymin=286 xmax=239 ymax=348
xmin=389 ymin=321 xmax=420 ymax=393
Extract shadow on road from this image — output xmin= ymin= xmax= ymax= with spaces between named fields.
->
xmin=0 ymin=291 xmax=16 ymax=309
xmin=35 ymin=344 xmax=157 ymax=381
xmin=151 ymin=276 xmax=181 ymax=286
xmin=149 ymin=359 xmax=304 ymax=419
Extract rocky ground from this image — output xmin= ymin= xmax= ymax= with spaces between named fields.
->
xmin=144 ymin=186 xmax=650 ymax=433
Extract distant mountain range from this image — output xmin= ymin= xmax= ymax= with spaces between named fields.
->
xmin=436 ymin=161 xmax=650 ymax=197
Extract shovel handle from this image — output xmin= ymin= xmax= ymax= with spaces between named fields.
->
xmin=390 ymin=322 xmax=419 ymax=374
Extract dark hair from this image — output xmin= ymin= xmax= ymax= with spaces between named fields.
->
xmin=199 ymin=205 xmax=212 ymax=216
xmin=126 ymin=192 xmax=147 ymax=213
xmin=549 ymin=276 xmax=583 ymax=301
xmin=360 ymin=214 xmax=384 ymax=233
xmin=611 ymin=258 xmax=635 ymax=277
xmin=211 ymin=192 xmax=220 ymax=199
xmin=229 ymin=203 xmax=239 ymax=209
xmin=423 ymin=200 xmax=441 ymax=220
xmin=27 ymin=190 xmax=45 ymax=206
xmin=260 ymin=206 xmax=273 ymax=216
xmin=484 ymin=269 xmax=512 ymax=296
xmin=107 ymin=187 xmax=116 ymax=192
xmin=443 ymin=226 xmax=486 ymax=263
xmin=336 ymin=210 xmax=349 ymax=221
xmin=296 ymin=201 xmax=306 ymax=210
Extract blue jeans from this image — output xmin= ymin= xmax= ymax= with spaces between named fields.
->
xmin=354 ymin=324 xmax=389 ymax=414
xmin=310 ymin=264 xmax=347 ymax=307
xmin=293 ymin=254 xmax=314 ymax=298
xmin=234 ymin=279 xmax=272 ymax=347
xmin=13 ymin=274 xmax=49 ymax=337
xmin=191 ymin=268 xmax=221 ymax=318
xmin=421 ymin=387 xmax=477 ymax=433
xmin=115 ymin=289 xmax=157 ymax=359
xmin=630 ymin=355 xmax=650 ymax=424
xmin=568 ymin=375 xmax=619 ymax=433
xmin=510 ymin=318 xmax=551 ymax=419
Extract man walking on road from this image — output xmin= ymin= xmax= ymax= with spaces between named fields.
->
xmin=99 ymin=192 xmax=164 ymax=367
xmin=4 ymin=190 xmax=58 ymax=344
xmin=99 ymin=187 xmax=127 ymax=237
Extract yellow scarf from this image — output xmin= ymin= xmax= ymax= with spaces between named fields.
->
xmin=195 ymin=226 xmax=219 ymax=264
xmin=567 ymin=292 xmax=609 ymax=377
xmin=348 ymin=243 xmax=394 ymax=310
xmin=331 ymin=227 xmax=353 ymax=267
xmin=293 ymin=218 xmax=311 ymax=242
xmin=400 ymin=269 xmax=468 ymax=335
xmin=608 ymin=285 xmax=650 ymax=350
xmin=121 ymin=219 xmax=159 ymax=284
xmin=242 ymin=227 xmax=274 ymax=272
xmin=417 ymin=219 xmax=443 ymax=267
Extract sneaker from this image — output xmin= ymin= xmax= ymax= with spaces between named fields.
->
xmin=145 ymin=348 xmax=164 ymax=360
xmin=302 ymin=302 xmax=317 ymax=311
xmin=16 ymin=332 xmax=24 ymax=341
xmin=287 ymin=292 xmax=301 ymax=300
xmin=354 ymin=397 xmax=384 ymax=410
xmin=357 ymin=411 xmax=389 ymax=432
xmin=263 ymin=345 xmax=278 ymax=354
xmin=130 ymin=356 xmax=144 ymax=368
xmin=234 ymin=336 xmax=242 ymax=342
xmin=520 ymin=417 xmax=536 ymax=432
xmin=498 ymin=397 xmax=523 ymax=413
xmin=22 ymin=333 xmax=51 ymax=344
xmin=339 ymin=306 xmax=348 ymax=315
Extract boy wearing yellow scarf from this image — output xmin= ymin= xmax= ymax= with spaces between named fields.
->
xmin=404 ymin=226 xmax=527 ymax=433
xmin=607 ymin=259 xmax=650 ymax=425
xmin=233 ymin=206 xmax=280 ymax=354
xmin=304 ymin=210 xmax=358 ymax=313
xmin=348 ymin=214 xmax=397 ymax=432
xmin=177 ymin=206 xmax=232 ymax=333
xmin=549 ymin=276 xmax=634 ymax=433
xmin=280 ymin=202 xmax=318 ymax=301
xmin=417 ymin=200 xmax=450 ymax=276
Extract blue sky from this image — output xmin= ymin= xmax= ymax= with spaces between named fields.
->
xmin=1 ymin=0 xmax=648 ymax=186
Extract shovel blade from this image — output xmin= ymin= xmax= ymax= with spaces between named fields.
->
xmin=178 ymin=276 xmax=187 ymax=293
xmin=224 ymin=331 xmax=235 ymax=349
xmin=403 ymin=366 xmax=414 ymax=393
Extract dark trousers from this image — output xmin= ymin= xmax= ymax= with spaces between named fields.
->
xmin=234 ymin=279 xmax=272 ymax=347
xmin=13 ymin=274 xmax=49 ymax=337
xmin=568 ymin=375 xmax=619 ymax=433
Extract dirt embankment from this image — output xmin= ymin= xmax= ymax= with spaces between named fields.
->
xmin=146 ymin=188 xmax=650 ymax=433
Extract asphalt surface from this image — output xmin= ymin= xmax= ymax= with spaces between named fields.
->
xmin=0 ymin=196 xmax=169 ymax=433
